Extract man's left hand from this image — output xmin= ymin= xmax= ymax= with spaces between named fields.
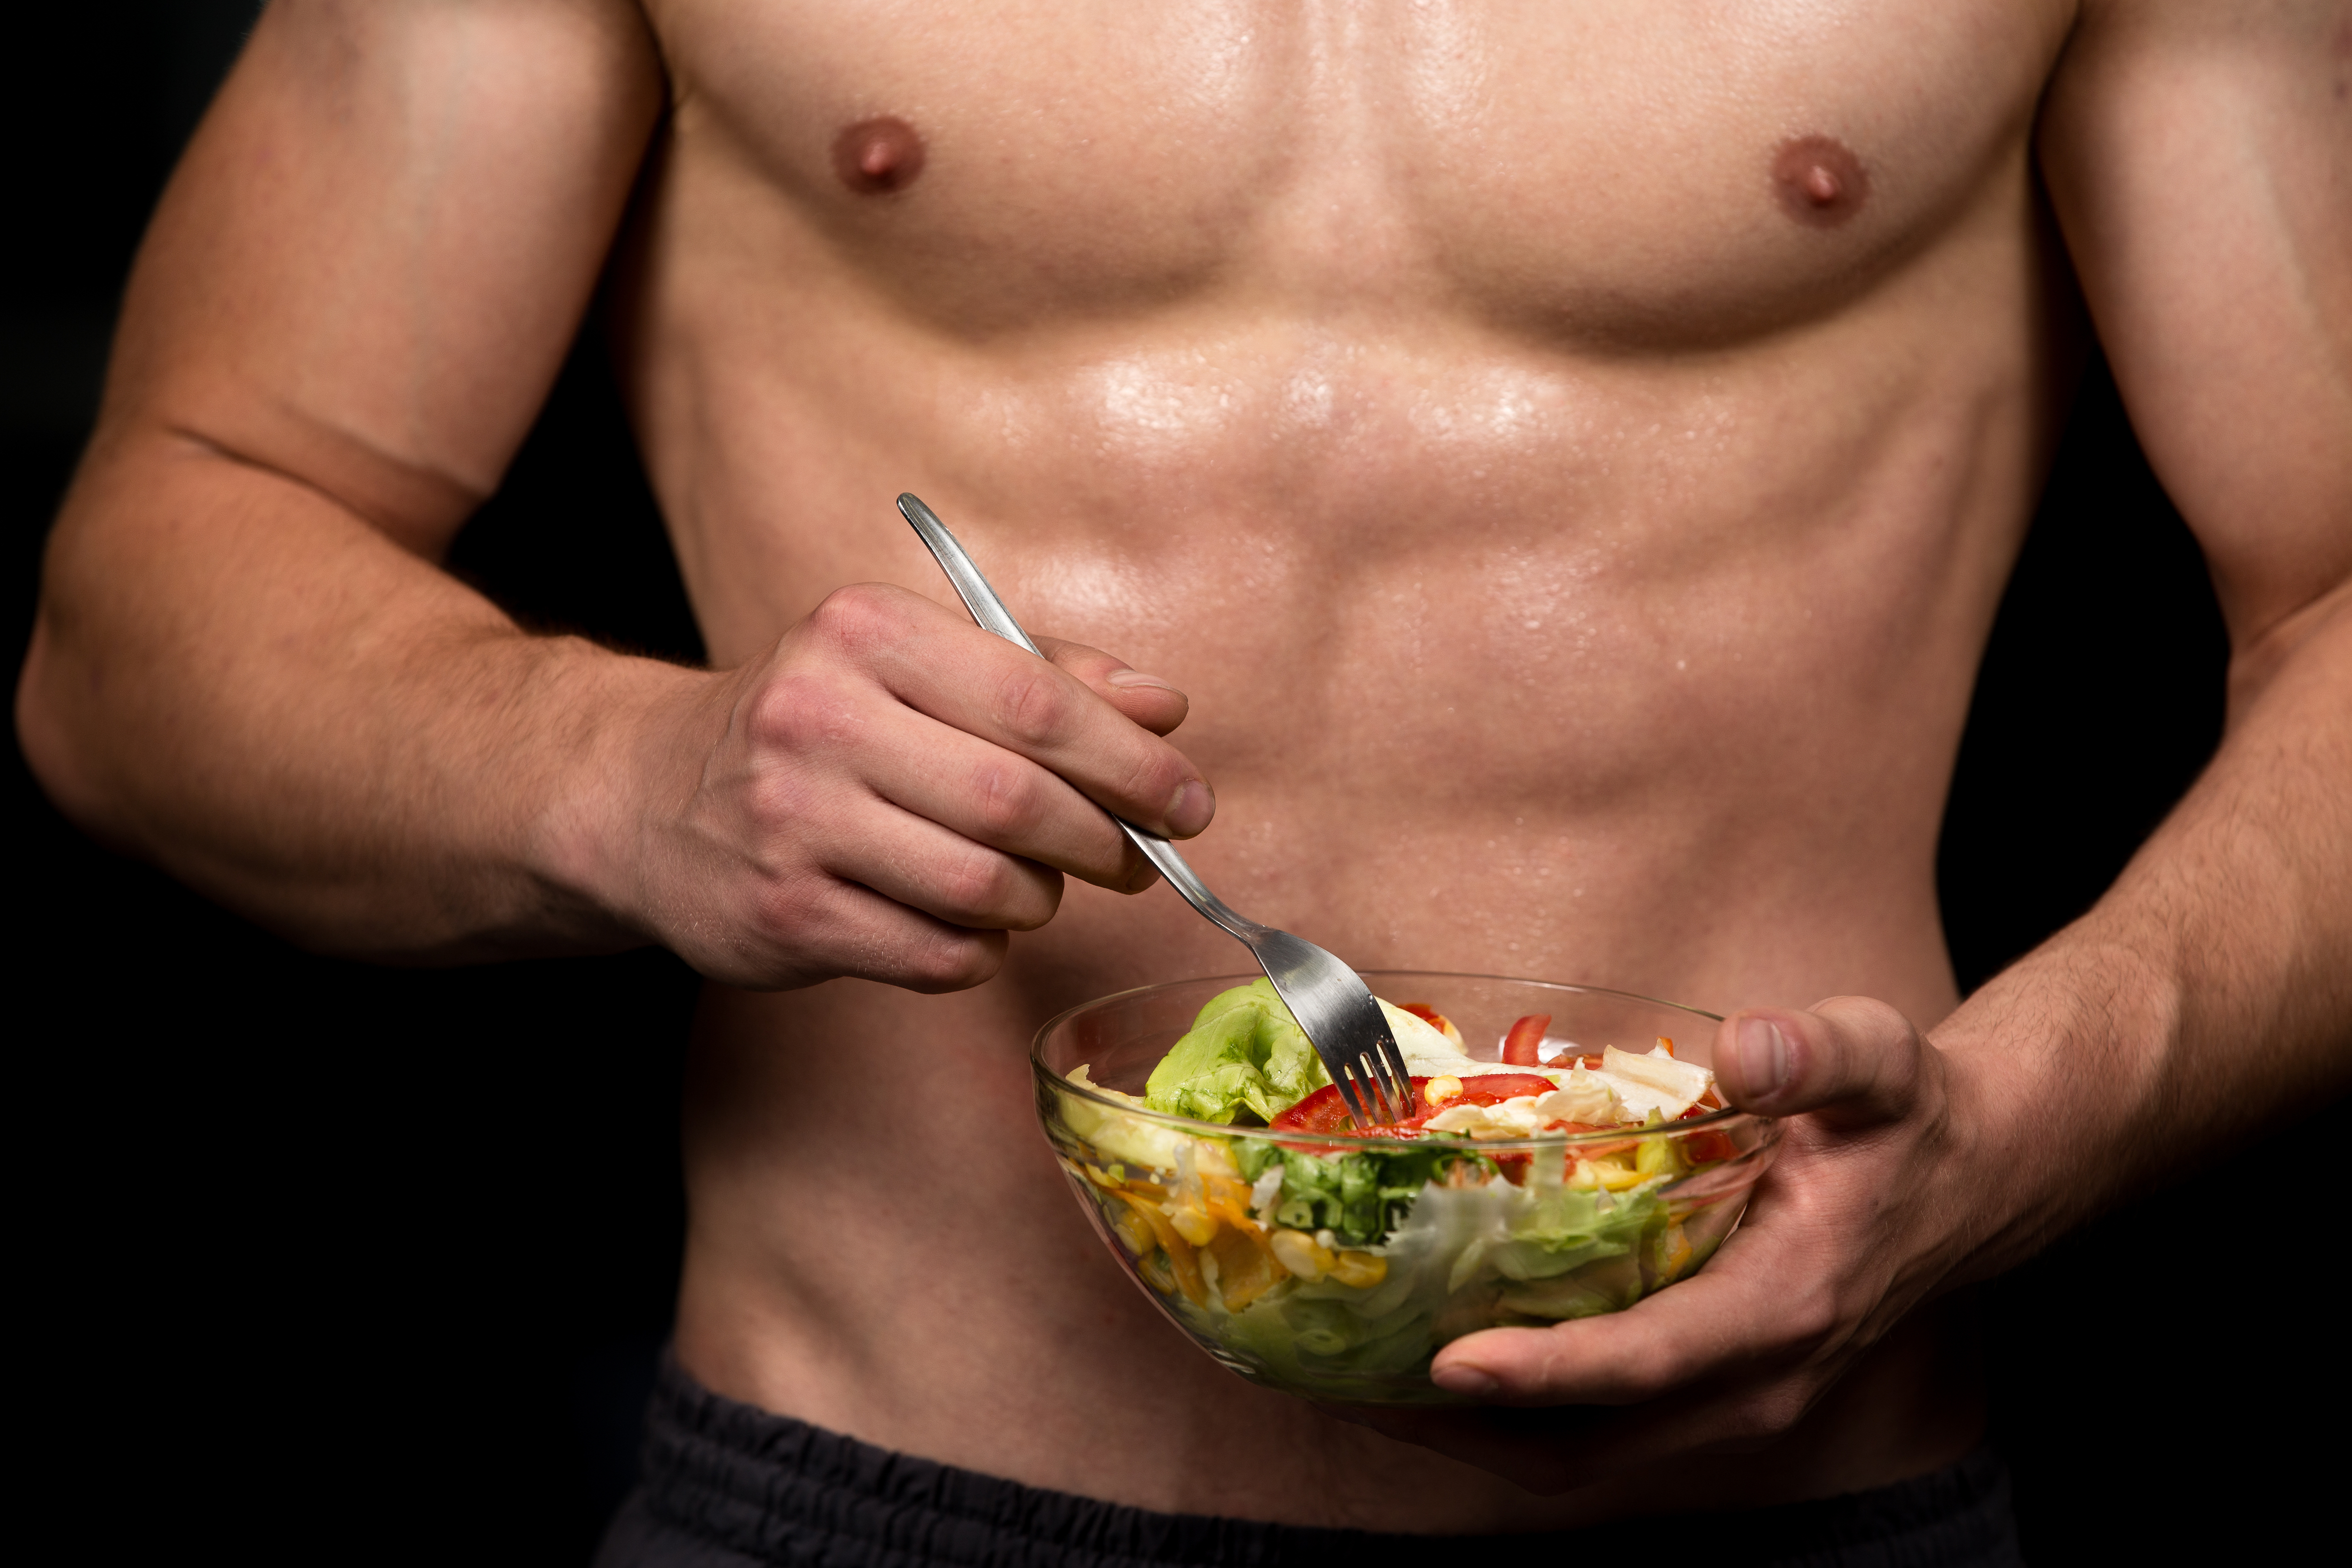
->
xmin=1336 ymin=996 xmax=1986 ymax=1494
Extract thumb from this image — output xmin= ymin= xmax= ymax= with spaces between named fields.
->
xmin=1710 ymin=995 xmax=1930 ymax=1129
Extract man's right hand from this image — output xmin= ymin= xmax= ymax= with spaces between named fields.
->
xmin=594 ymin=583 xmax=1212 ymax=992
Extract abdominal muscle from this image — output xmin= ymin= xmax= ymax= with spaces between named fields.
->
xmin=655 ymin=317 xmax=2022 ymax=1520
xmin=633 ymin=59 xmax=2054 ymax=1529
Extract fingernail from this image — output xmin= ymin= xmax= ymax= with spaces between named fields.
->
xmin=1738 ymin=1017 xmax=1791 ymax=1099
xmin=1166 ymin=780 xmax=1215 ymax=836
xmin=1107 ymin=668 xmax=1184 ymax=695
xmin=1430 ymin=1364 xmax=1500 ymax=1397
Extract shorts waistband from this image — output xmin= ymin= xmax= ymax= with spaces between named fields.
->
xmin=608 ymin=1352 xmax=2020 ymax=1568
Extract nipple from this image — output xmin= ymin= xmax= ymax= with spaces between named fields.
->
xmin=833 ymin=116 xmax=927 ymax=195
xmin=1772 ymin=135 xmax=1869 ymax=227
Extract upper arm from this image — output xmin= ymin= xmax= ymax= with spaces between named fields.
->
xmin=105 ymin=0 xmax=666 ymax=555
xmin=2038 ymin=0 xmax=2352 ymax=659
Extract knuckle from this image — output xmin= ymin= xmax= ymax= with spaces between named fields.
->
xmin=992 ymin=665 xmax=1073 ymax=747
xmin=968 ymin=759 xmax=1047 ymax=842
xmin=746 ymin=869 xmax=833 ymax=946
xmin=1114 ymin=746 xmax=1179 ymax=813
xmin=934 ymin=846 xmax=1017 ymax=918
xmin=805 ymin=583 xmax=902 ymax=655
xmin=746 ymin=672 xmax=852 ymax=754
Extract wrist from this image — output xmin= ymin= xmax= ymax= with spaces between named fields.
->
xmin=1922 ymin=933 xmax=2186 ymax=1287
xmin=523 ymin=640 xmax=717 ymax=951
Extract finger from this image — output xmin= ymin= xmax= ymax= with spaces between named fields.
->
xmin=818 ymin=791 xmax=1067 ymax=932
xmin=725 ymin=870 xmax=1011 ymax=994
xmin=1033 ymin=636 xmax=1191 ymax=738
xmin=850 ymin=700 xmax=1157 ymax=891
xmin=1708 ymin=995 xmax=1930 ymax=1127
xmin=805 ymin=585 xmax=1216 ymax=838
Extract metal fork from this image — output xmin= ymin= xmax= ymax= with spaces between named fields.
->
xmin=898 ymin=493 xmax=1416 ymax=1128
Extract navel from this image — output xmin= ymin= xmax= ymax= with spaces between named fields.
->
xmin=1772 ymin=134 xmax=1868 ymax=227
xmin=833 ymin=115 xmax=926 ymax=195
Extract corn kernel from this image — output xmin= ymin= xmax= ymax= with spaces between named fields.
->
xmin=1111 ymin=1208 xmax=1154 ymax=1257
xmin=1424 ymin=1075 xmax=1464 ymax=1106
xmin=1270 ymin=1228 xmax=1335 ymax=1281
xmin=1328 ymin=1250 xmax=1389 ymax=1289
xmin=1166 ymin=1203 xmax=1218 ymax=1248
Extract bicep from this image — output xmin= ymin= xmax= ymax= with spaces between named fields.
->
xmin=2038 ymin=0 xmax=2352 ymax=653
xmin=106 ymin=0 xmax=666 ymax=554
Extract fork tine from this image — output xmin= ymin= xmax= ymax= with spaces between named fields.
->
xmin=1330 ymin=1069 xmax=1372 ymax=1130
xmin=1358 ymin=1053 xmax=1407 ymax=1127
xmin=1385 ymin=1060 xmax=1414 ymax=1123
xmin=1353 ymin=1051 xmax=1395 ymax=1127
xmin=1375 ymin=1038 xmax=1416 ymax=1122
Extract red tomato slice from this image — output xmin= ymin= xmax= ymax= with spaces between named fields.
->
xmin=1682 ymin=1130 xmax=1740 ymax=1164
xmin=1398 ymin=1002 xmax=1442 ymax=1025
xmin=1270 ymin=1080 xmax=1427 ymax=1134
xmin=1270 ymin=1071 xmax=1565 ymax=1135
xmin=1502 ymin=1013 xmax=1552 ymax=1067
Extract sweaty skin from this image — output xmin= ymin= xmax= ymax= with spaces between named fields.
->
xmin=17 ymin=0 xmax=2352 ymax=1539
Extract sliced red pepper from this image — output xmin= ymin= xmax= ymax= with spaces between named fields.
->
xmin=1447 ymin=1072 xmax=1559 ymax=1104
xmin=1502 ymin=1013 xmax=1552 ymax=1067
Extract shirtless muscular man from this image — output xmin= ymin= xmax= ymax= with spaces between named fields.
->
xmin=17 ymin=2 xmax=2351 ymax=1561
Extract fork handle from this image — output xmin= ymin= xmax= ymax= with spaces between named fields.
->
xmin=898 ymin=493 xmax=1043 ymax=657
xmin=1120 ymin=829 xmax=1263 ymax=942
xmin=896 ymin=494 xmax=1261 ymax=943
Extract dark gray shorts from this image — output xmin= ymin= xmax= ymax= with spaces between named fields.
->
xmin=596 ymin=1355 xmax=2023 ymax=1568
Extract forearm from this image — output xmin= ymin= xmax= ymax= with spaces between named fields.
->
xmin=17 ymin=420 xmax=705 ymax=961
xmin=1934 ymin=581 xmax=2352 ymax=1277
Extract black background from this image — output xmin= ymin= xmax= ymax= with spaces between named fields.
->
xmin=8 ymin=8 xmax=2339 ymax=1561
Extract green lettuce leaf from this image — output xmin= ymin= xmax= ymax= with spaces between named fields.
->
xmin=1143 ymin=979 xmax=1330 ymax=1124
xmin=1487 ymin=1180 xmax=1667 ymax=1283
xmin=1233 ymin=1140 xmax=1491 ymax=1248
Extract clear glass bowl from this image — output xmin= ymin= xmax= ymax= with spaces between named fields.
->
xmin=1033 ymin=971 xmax=1781 ymax=1405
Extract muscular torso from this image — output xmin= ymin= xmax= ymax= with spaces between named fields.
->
xmin=631 ymin=0 xmax=2074 ymax=1528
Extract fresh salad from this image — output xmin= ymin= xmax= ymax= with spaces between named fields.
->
xmin=1049 ymin=979 xmax=1769 ymax=1401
